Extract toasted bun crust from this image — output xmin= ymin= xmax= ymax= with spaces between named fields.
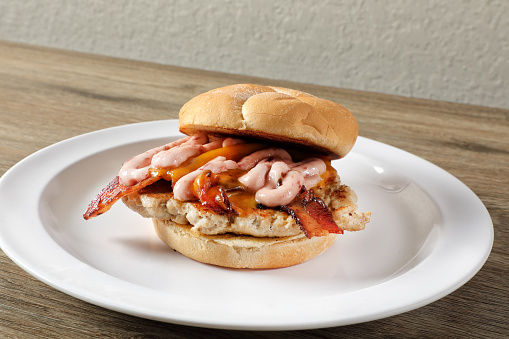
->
xmin=153 ymin=219 xmax=338 ymax=269
xmin=179 ymin=84 xmax=358 ymax=158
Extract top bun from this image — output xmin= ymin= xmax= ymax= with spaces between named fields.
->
xmin=178 ymin=84 xmax=358 ymax=158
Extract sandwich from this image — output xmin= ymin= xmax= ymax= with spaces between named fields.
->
xmin=84 ymin=84 xmax=370 ymax=269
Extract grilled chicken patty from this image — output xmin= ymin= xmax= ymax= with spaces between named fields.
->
xmin=122 ymin=174 xmax=370 ymax=238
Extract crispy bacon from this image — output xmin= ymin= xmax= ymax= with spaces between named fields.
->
xmin=84 ymin=175 xmax=339 ymax=240
xmin=279 ymin=187 xmax=342 ymax=238
xmin=83 ymin=176 xmax=160 ymax=220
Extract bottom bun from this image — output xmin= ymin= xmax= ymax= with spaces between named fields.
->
xmin=153 ymin=219 xmax=339 ymax=269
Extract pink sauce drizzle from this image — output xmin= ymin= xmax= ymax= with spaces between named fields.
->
xmin=119 ymin=134 xmax=327 ymax=207
xmin=240 ymin=157 xmax=326 ymax=206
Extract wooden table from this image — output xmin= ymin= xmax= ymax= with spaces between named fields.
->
xmin=0 ymin=41 xmax=507 ymax=338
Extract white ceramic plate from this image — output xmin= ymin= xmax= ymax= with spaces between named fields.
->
xmin=0 ymin=120 xmax=493 ymax=330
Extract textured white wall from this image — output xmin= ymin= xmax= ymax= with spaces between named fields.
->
xmin=1 ymin=0 xmax=507 ymax=108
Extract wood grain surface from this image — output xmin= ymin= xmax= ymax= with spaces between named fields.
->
xmin=0 ymin=41 xmax=507 ymax=338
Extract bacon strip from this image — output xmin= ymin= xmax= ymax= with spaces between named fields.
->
xmin=83 ymin=176 xmax=160 ymax=220
xmin=85 ymin=175 xmax=339 ymax=240
xmin=279 ymin=187 xmax=342 ymax=238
